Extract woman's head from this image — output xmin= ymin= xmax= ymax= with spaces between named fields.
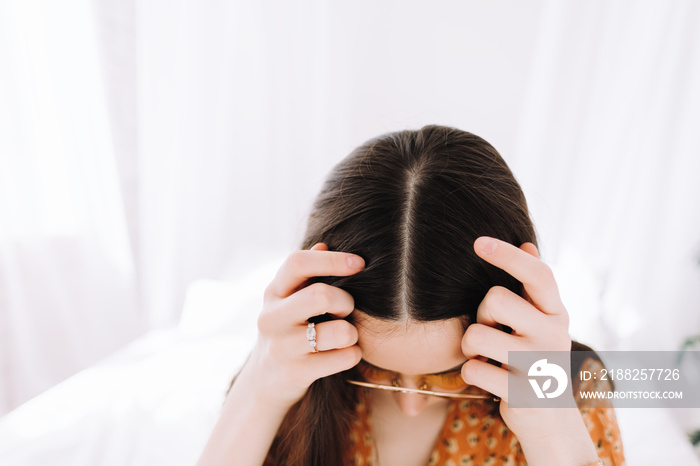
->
xmin=267 ymin=125 xmax=538 ymax=465
xmin=302 ymin=124 xmax=537 ymax=327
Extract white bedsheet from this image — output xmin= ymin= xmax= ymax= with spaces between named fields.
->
xmin=0 ymin=274 xmax=264 ymax=466
xmin=0 ymin=326 xmax=255 ymax=466
xmin=1 ymin=277 xmax=698 ymax=465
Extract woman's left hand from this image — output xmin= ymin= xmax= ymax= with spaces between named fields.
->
xmin=460 ymin=236 xmax=598 ymax=466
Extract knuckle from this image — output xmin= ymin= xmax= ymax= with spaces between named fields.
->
xmin=492 ymin=285 xmax=510 ymax=301
xmin=256 ymin=309 xmax=274 ymax=333
xmin=344 ymin=291 xmax=356 ymax=313
xmin=486 ymin=286 xmax=509 ymax=309
xmin=461 ymin=327 xmax=471 ymax=351
xmin=351 ymin=346 xmax=363 ymax=364
xmin=339 ymin=346 xmax=362 ymax=369
xmin=323 ymin=322 xmax=339 ymax=345
xmin=466 ymin=323 xmax=486 ymax=342
xmin=560 ymin=310 xmax=571 ymax=328
xmin=335 ymin=321 xmax=358 ymax=346
xmin=286 ymin=250 xmax=305 ymax=272
xmin=324 ymin=251 xmax=338 ymax=271
xmin=534 ymin=321 xmax=570 ymax=351
xmin=463 ymin=324 xmax=484 ymax=350
xmin=461 ymin=359 xmax=479 ymax=382
xmin=308 ymin=282 xmax=332 ymax=309
xmin=263 ymin=282 xmax=276 ymax=302
xmin=257 ymin=300 xmax=286 ymax=334
xmin=535 ymin=262 xmax=555 ymax=283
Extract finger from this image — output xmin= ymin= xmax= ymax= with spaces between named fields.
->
xmin=267 ymin=248 xmax=365 ymax=299
xmin=461 ymin=358 xmax=509 ymax=403
xmin=461 ymin=323 xmax=522 ymax=366
xmin=282 ymin=282 xmax=356 ymax=323
xmin=520 ymin=242 xmax=539 ymax=259
xmin=476 ymin=286 xmax=546 ymax=336
xmin=288 ymin=242 xmax=330 ymax=295
xmin=474 ymin=236 xmax=564 ymax=315
xmin=312 ymin=319 xmax=358 ymax=352
xmin=304 ymin=345 xmax=363 ymax=381
xmin=518 ymin=242 xmax=539 ymax=304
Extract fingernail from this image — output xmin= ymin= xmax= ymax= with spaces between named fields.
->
xmin=347 ymin=255 xmax=365 ymax=269
xmin=476 ymin=237 xmax=497 ymax=254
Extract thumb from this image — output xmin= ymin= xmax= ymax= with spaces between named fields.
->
xmin=310 ymin=242 xmax=328 ymax=251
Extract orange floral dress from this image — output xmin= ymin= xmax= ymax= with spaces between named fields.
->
xmin=346 ymin=357 xmax=625 ymax=466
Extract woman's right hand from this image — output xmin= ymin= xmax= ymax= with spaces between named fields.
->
xmin=234 ymin=242 xmax=365 ymax=409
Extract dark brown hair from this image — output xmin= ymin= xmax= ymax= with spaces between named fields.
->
xmin=240 ymin=125 xmax=539 ymax=465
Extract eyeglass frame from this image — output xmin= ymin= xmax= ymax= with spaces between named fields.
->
xmin=346 ymin=379 xmax=500 ymax=401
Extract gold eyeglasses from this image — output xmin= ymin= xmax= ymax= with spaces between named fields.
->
xmin=346 ymin=360 xmax=500 ymax=401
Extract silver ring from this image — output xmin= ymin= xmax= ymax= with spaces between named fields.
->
xmin=306 ymin=322 xmax=318 ymax=353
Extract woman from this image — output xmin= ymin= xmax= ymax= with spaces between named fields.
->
xmin=197 ymin=125 xmax=625 ymax=465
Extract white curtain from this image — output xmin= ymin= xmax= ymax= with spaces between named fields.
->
xmin=0 ymin=0 xmax=141 ymax=416
xmin=1 ymin=0 xmax=699 ymax=417
xmin=510 ymin=0 xmax=700 ymax=351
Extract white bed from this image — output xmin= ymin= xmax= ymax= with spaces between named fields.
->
xmin=1 ymin=271 xmax=698 ymax=465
